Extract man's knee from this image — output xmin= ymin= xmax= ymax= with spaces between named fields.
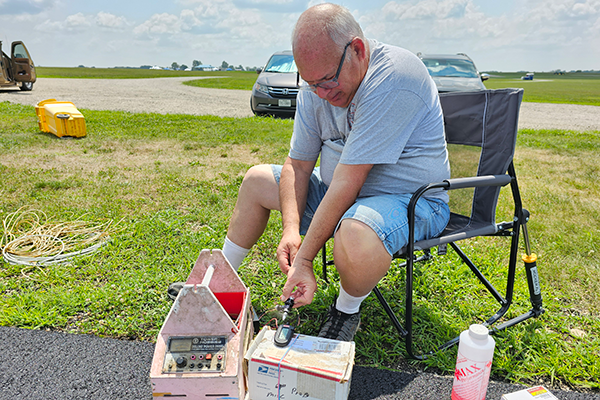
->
xmin=333 ymin=219 xmax=390 ymax=266
xmin=242 ymin=164 xmax=274 ymax=186
xmin=333 ymin=219 xmax=392 ymax=295
xmin=237 ymin=164 xmax=280 ymax=211
xmin=241 ymin=165 xmax=276 ymax=194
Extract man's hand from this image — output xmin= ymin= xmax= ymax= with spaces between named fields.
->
xmin=276 ymin=231 xmax=302 ymax=275
xmin=280 ymin=257 xmax=317 ymax=307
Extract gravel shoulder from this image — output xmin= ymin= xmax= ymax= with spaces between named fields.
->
xmin=2 ymin=77 xmax=600 ymax=131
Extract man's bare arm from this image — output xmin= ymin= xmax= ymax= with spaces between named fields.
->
xmin=277 ymin=156 xmax=317 ymax=273
xmin=281 ymin=162 xmax=373 ymax=306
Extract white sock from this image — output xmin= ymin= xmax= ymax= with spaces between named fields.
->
xmin=222 ymin=236 xmax=250 ymax=271
xmin=335 ymin=284 xmax=370 ymax=314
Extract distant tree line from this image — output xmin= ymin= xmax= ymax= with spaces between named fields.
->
xmin=137 ymin=60 xmax=257 ymax=71
xmin=78 ymin=60 xmax=260 ymax=71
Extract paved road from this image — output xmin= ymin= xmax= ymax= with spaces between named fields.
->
xmin=1 ymin=326 xmax=598 ymax=400
xmin=2 ymin=77 xmax=600 ymax=132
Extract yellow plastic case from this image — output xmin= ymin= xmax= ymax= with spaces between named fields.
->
xmin=35 ymin=99 xmax=86 ymax=138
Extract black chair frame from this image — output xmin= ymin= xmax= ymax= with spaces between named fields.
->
xmin=321 ymin=88 xmax=544 ymax=359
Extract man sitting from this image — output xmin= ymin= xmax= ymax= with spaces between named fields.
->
xmin=215 ymin=3 xmax=450 ymax=341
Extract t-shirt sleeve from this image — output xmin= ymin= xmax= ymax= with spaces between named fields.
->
xmin=289 ymin=91 xmax=323 ymax=161
xmin=339 ymin=89 xmax=429 ymax=165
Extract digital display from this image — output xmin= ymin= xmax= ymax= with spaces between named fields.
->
xmin=278 ymin=327 xmax=291 ymax=341
xmin=168 ymin=336 xmax=227 ymax=352
xmin=169 ymin=338 xmax=192 ymax=352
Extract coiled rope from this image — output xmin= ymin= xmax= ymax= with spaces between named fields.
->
xmin=1 ymin=206 xmax=120 ymax=266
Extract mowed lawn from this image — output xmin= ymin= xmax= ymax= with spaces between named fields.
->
xmin=1 ymin=67 xmax=599 ymax=391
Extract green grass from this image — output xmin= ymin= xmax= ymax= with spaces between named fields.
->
xmin=182 ymin=74 xmax=257 ymax=91
xmin=484 ymin=72 xmax=600 ymax=106
xmin=1 ymin=101 xmax=599 ymax=392
xmin=36 ymin=66 xmax=258 ymax=90
xmin=36 ymin=66 xmax=256 ymax=81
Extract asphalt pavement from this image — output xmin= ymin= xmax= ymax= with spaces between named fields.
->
xmin=1 ymin=326 xmax=598 ymax=400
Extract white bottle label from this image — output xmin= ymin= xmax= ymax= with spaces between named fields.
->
xmin=451 ymin=353 xmax=492 ymax=400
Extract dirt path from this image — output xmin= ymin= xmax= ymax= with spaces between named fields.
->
xmin=2 ymin=77 xmax=599 ymax=131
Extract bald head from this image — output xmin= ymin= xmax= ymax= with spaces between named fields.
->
xmin=292 ymin=3 xmax=369 ymax=108
xmin=292 ymin=3 xmax=364 ymax=57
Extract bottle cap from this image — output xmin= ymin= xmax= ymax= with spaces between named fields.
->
xmin=468 ymin=324 xmax=489 ymax=340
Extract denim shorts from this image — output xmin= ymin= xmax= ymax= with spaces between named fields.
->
xmin=271 ymin=165 xmax=450 ymax=255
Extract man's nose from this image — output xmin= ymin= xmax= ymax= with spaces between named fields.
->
xmin=315 ymin=86 xmax=333 ymax=98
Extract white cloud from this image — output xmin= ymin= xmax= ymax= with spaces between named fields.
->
xmin=64 ymin=12 xmax=92 ymax=29
xmin=382 ymin=0 xmax=470 ymax=20
xmin=307 ymin=0 xmax=326 ymax=8
xmin=180 ymin=9 xmax=202 ymax=30
xmin=3 ymin=0 xmax=597 ymax=71
xmin=96 ymin=11 xmax=128 ymax=30
xmin=353 ymin=0 xmax=600 ymax=70
xmin=134 ymin=13 xmax=183 ymax=35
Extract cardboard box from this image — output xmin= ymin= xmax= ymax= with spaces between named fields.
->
xmin=245 ymin=326 xmax=355 ymax=400
xmin=502 ymin=386 xmax=558 ymax=400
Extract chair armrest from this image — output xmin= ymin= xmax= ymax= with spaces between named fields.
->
xmin=444 ymin=175 xmax=511 ymax=190
xmin=404 ymin=174 xmax=512 ymax=253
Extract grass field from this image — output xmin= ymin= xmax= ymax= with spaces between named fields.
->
xmin=36 ymin=66 xmax=257 ymax=80
xmin=1 ymin=99 xmax=599 ymax=391
xmin=483 ymin=72 xmax=600 ymax=106
xmin=36 ymin=67 xmax=600 ymax=106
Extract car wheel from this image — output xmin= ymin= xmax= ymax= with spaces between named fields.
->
xmin=20 ymin=82 xmax=33 ymax=91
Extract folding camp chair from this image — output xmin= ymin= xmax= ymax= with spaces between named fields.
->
xmin=321 ymin=88 xmax=544 ymax=359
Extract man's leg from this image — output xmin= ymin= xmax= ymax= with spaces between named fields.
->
xmin=224 ymin=164 xmax=281 ymax=269
xmin=318 ymin=194 xmax=450 ymax=340
xmin=315 ymin=220 xmax=390 ymax=341
xmin=333 ymin=219 xmax=392 ymax=299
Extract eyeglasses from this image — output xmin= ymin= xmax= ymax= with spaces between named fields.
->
xmin=299 ymin=41 xmax=353 ymax=92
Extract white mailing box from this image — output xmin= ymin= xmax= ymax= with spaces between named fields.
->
xmin=245 ymin=326 xmax=355 ymax=400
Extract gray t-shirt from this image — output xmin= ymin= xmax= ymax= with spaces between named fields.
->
xmin=290 ymin=39 xmax=450 ymax=202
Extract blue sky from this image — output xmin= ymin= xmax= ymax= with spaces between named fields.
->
xmin=0 ymin=0 xmax=598 ymax=71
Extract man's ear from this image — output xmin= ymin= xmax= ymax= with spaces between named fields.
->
xmin=352 ymin=38 xmax=368 ymax=61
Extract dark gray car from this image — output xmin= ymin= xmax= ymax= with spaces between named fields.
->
xmin=417 ymin=53 xmax=488 ymax=92
xmin=250 ymin=50 xmax=299 ymax=118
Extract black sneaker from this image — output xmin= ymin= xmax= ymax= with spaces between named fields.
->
xmin=317 ymin=303 xmax=361 ymax=342
xmin=167 ymin=282 xmax=185 ymax=301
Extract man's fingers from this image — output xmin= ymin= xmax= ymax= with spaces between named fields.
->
xmin=276 ymin=245 xmax=292 ymax=274
xmin=280 ymin=280 xmax=295 ymax=301
xmin=289 ymin=289 xmax=313 ymax=307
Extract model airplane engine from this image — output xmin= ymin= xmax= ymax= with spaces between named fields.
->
xmin=150 ymin=249 xmax=253 ymax=399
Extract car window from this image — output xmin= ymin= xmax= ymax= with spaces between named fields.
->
xmin=13 ymin=43 xmax=28 ymax=59
xmin=422 ymin=59 xmax=478 ymax=78
xmin=264 ymin=55 xmax=297 ymax=73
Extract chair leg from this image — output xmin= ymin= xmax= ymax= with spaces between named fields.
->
xmin=521 ymin=223 xmax=543 ymax=313
xmin=372 ymin=286 xmax=407 ymax=337
xmin=450 ymin=242 xmax=508 ymax=307
xmin=321 ymin=244 xmax=329 ymax=283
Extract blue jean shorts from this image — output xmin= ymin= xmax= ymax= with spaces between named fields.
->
xmin=271 ymin=165 xmax=450 ymax=255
